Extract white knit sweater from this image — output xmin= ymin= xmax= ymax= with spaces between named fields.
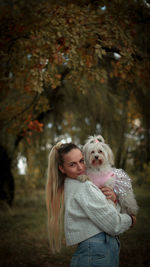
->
xmin=64 ymin=178 xmax=132 ymax=246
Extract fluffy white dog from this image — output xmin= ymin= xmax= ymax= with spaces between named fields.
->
xmin=78 ymin=135 xmax=138 ymax=215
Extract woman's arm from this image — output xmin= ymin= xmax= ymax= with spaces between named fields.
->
xmin=76 ymin=181 xmax=133 ymax=236
xmin=100 ymin=186 xmax=137 ymax=227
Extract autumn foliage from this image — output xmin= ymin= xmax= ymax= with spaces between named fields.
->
xmin=0 ymin=0 xmax=149 ymax=139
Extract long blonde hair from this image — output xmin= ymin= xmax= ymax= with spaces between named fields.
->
xmin=46 ymin=142 xmax=79 ymax=253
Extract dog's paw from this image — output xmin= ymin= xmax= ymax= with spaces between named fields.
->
xmin=77 ymin=174 xmax=91 ymax=182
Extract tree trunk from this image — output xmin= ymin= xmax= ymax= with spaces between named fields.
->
xmin=115 ymin=96 xmax=129 ymax=169
xmin=0 ymin=145 xmax=14 ymax=206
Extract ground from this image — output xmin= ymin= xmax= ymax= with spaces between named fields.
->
xmin=0 ymin=186 xmax=149 ymax=266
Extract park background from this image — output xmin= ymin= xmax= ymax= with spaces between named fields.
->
xmin=0 ymin=0 xmax=150 ymax=266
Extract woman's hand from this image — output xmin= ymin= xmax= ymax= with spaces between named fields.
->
xmin=130 ymin=215 xmax=136 ymax=227
xmin=100 ymin=186 xmax=117 ymax=204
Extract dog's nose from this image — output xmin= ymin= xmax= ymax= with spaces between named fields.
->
xmin=95 ymin=156 xmax=99 ymax=160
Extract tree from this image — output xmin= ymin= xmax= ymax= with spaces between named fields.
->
xmin=0 ymin=0 xmax=150 ymax=203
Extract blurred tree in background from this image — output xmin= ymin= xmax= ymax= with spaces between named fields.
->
xmin=0 ymin=0 xmax=150 ymax=204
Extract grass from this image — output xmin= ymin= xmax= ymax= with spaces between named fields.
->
xmin=0 ymin=186 xmax=150 ymax=267
xmin=119 ymin=186 xmax=150 ymax=267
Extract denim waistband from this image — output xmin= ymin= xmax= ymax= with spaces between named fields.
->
xmin=79 ymin=232 xmax=119 ymax=245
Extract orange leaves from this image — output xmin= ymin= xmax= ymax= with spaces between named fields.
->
xmin=24 ymin=115 xmax=43 ymax=133
xmin=48 ymin=72 xmax=61 ymax=89
xmin=22 ymin=117 xmax=43 ymax=144
xmin=28 ymin=120 xmax=43 ymax=132
xmin=55 ymin=74 xmax=61 ymax=79
xmin=16 ymin=25 xmax=25 ymax=33
xmin=24 ymin=85 xmax=32 ymax=93
xmin=57 ymin=37 xmax=65 ymax=51
xmin=52 ymin=53 xmax=64 ymax=65
xmin=100 ymin=78 xmax=105 ymax=84
xmin=85 ymin=55 xmax=93 ymax=68
xmin=127 ymin=93 xmax=141 ymax=126
xmin=110 ymin=59 xmax=134 ymax=82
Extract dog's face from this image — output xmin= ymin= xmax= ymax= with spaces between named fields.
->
xmin=83 ymin=137 xmax=114 ymax=170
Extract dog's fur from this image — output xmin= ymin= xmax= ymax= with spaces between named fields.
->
xmin=78 ymin=135 xmax=138 ymax=215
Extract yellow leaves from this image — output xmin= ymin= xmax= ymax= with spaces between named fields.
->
xmin=88 ymin=68 xmax=107 ymax=84
xmin=95 ymin=44 xmax=102 ymax=59
xmin=121 ymin=73 xmax=126 ymax=80
xmin=35 ymin=96 xmax=50 ymax=113
xmin=5 ymin=1 xmax=137 ymax=94
xmin=45 ymin=72 xmax=62 ymax=89
xmin=31 ymin=75 xmax=44 ymax=94
xmin=109 ymin=72 xmax=113 ymax=78
xmin=63 ymin=112 xmax=74 ymax=130
xmin=57 ymin=31 xmax=62 ymax=38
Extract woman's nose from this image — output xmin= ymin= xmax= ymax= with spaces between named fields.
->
xmin=77 ymin=163 xmax=82 ymax=170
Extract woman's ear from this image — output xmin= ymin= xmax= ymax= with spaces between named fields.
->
xmin=59 ymin=165 xmax=65 ymax=174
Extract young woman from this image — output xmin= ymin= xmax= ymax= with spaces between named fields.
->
xmin=46 ymin=142 xmax=136 ymax=267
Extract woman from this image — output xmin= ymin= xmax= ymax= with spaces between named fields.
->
xmin=46 ymin=142 xmax=136 ymax=267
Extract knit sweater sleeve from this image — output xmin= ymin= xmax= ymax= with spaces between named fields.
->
xmin=75 ymin=181 xmax=132 ymax=236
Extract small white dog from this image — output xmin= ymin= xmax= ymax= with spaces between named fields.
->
xmin=78 ymin=135 xmax=138 ymax=215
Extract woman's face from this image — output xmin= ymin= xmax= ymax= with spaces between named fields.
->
xmin=59 ymin=148 xmax=86 ymax=179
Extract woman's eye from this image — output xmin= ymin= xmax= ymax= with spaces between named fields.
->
xmin=70 ymin=163 xmax=75 ymax=167
xmin=80 ymin=159 xmax=84 ymax=163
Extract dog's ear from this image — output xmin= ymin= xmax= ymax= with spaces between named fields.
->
xmin=104 ymin=143 xmax=114 ymax=165
xmin=96 ymin=135 xmax=105 ymax=143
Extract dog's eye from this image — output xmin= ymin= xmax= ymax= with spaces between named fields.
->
xmin=98 ymin=150 xmax=102 ymax=153
xmin=98 ymin=138 xmax=102 ymax=142
xmin=90 ymin=141 xmax=94 ymax=143
xmin=91 ymin=150 xmax=95 ymax=154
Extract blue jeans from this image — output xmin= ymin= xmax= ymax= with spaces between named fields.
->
xmin=70 ymin=232 xmax=120 ymax=267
